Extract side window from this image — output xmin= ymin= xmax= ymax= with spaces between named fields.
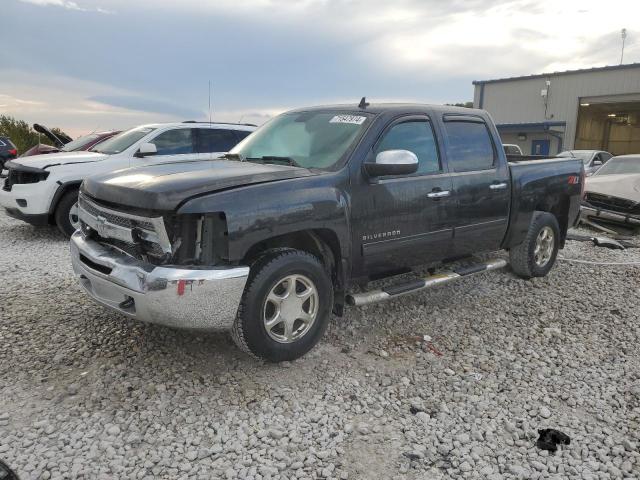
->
xmin=601 ymin=152 xmax=612 ymax=162
xmin=196 ymin=129 xmax=241 ymax=153
xmin=375 ymin=120 xmax=440 ymax=175
xmin=442 ymin=121 xmax=495 ymax=172
xmin=149 ymin=128 xmax=194 ymax=156
xmin=234 ymin=130 xmax=252 ymax=143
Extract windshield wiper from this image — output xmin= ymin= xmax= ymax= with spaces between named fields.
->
xmin=246 ymin=156 xmax=301 ymax=167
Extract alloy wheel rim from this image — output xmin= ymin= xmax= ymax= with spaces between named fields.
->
xmin=263 ymin=274 xmax=318 ymax=344
xmin=534 ymin=226 xmax=554 ymax=267
xmin=69 ymin=202 xmax=80 ymax=231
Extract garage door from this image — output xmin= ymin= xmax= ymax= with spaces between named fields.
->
xmin=575 ymin=95 xmax=640 ymax=155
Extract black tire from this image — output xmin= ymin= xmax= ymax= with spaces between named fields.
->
xmin=509 ymin=211 xmax=560 ymax=279
xmin=54 ymin=189 xmax=80 ymax=237
xmin=232 ymin=249 xmax=333 ymax=362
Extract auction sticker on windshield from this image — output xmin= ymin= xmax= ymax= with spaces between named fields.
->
xmin=329 ymin=115 xmax=367 ymax=125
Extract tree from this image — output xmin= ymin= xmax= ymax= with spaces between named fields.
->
xmin=0 ymin=115 xmax=71 ymax=154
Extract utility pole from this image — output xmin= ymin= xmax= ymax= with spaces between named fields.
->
xmin=620 ymin=28 xmax=627 ymax=64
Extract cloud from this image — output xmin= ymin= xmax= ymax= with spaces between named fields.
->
xmin=18 ymin=0 xmax=113 ymax=14
xmin=4 ymin=0 xmax=640 ymax=136
xmin=88 ymin=95 xmax=204 ymax=119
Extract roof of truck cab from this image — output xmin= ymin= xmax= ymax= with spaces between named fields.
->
xmin=286 ymin=103 xmax=487 ymax=116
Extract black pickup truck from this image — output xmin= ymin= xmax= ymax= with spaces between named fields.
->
xmin=70 ymin=103 xmax=584 ymax=361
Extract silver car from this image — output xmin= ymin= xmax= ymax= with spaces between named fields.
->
xmin=581 ymin=154 xmax=640 ymax=228
xmin=557 ymin=150 xmax=613 ymax=176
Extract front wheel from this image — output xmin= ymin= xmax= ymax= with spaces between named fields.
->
xmin=509 ymin=211 xmax=560 ymax=279
xmin=54 ymin=189 xmax=80 ymax=237
xmin=231 ymin=250 xmax=333 ymax=362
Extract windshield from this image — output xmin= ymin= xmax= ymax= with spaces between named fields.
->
xmin=229 ymin=111 xmax=372 ymax=169
xmin=593 ymin=156 xmax=640 ymax=176
xmin=90 ymin=127 xmax=155 ymax=154
xmin=557 ymin=151 xmax=593 ymax=164
xmin=61 ymin=133 xmax=101 ymax=152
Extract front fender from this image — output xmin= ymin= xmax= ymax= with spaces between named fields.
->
xmin=176 ymin=174 xmax=351 ymax=263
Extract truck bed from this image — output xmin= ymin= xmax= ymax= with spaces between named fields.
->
xmin=502 ymin=157 xmax=584 ymax=249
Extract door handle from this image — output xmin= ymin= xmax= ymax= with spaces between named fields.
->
xmin=427 ymin=190 xmax=451 ymax=198
xmin=489 ymin=182 xmax=508 ymax=190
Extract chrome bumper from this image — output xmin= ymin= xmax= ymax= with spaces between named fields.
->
xmin=580 ymin=205 xmax=640 ymax=226
xmin=70 ymin=231 xmax=250 ymax=330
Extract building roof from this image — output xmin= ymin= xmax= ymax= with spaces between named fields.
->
xmin=473 ymin=62 xmax=640 ymax=85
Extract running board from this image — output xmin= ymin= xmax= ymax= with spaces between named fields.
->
xmin=346 ymin=258 xmax=508 ymax=307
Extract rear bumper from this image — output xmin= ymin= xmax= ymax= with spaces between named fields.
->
xmin=70 ymin=231 xmax=250 ymax=330
xmin=580 ymin=205 xmax=640 ymax=226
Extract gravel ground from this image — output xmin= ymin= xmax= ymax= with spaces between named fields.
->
xmin=1 ymin=209 xmax=639 ymax=480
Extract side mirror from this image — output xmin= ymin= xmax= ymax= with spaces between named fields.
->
xmin=135 ymin=142 xmax=157 ymax=158
xmin=364 ymin=150 xmax=419 ymax=177
xmin=592 ymin=160 xmax=602 ymax=167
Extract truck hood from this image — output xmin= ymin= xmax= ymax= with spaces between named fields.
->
xmin=33 ymin=123 xmax=72 ymax=147
xmin=82 ymin=159 xmax=320 ymax=211
xmin=586 ymin=173 xmax=640 ymax=202
xmin=11 ymin=151 xmax=108 ymax=170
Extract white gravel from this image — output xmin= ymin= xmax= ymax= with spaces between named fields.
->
xmin=1 ymin=209 xmax=639 ymax=479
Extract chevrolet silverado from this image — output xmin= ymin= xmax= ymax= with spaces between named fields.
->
xmin=70 ymin=102 xmax=584 ymax=361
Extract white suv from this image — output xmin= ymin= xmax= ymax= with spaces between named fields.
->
xmin=0 ymin=122 xmax=255 ymax=236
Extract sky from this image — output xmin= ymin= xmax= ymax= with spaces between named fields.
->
xmin=1 ymin=0 xmax=639 ymax=137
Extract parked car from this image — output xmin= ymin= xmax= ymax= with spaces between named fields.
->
xmin=69 ymin=102 xmax=584 ymax=362
xmin=0 ymin=136 xmax=18 ymax=169
xmin=557 ymin=150 xmax=612 ymax=176
xmin=0 ymin=122 xmax=255 ymax=236
xmin=503 ymin=143 xmax=523 ymax=156
xmin=19 ymin=123 xmax=73 ymax=157
xmin=580 ymin=154 xmax=640 ymax=228
xmin=21 ymin=127 xmax=120 ymax=157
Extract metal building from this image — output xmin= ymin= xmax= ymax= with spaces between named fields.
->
xmin=473 ymin=63 xmax=640 ymax=156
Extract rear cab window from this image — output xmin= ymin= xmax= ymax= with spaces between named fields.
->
xmin=442 ymin=118 xmax=496 ymax=172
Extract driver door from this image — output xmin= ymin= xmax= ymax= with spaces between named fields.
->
xmin=350 ymin=115 xmax=455 ymax=277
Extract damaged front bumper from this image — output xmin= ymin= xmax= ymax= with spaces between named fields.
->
xmin=580 ymin=205 xmax=640 ymax=227
xmin=70 ymin=231 xmax=249 ymax=330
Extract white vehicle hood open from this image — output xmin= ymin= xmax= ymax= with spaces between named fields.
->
xmin=586 ymin=173 xmax=640 ymax=202
xmin=13 ymin=151 xmax=109 ymax=170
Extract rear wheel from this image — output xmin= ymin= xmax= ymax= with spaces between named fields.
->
xmin=232 ymin=250 xmax=333 ymax=362
xmin=54 ymin=189 xmax=80 ymax=237
xmin=509 ymin=211 xmax=560 ymax=279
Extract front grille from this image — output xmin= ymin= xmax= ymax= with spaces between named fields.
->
xmin=3 ymin=168 xmax=48 ymax=192
xmin=78 ymin=194 xmax=155 ymax=231
xmin=78 ymin=193 xmax=171 ymax=262
xmin=99 ymin=237 xmax=144 ymax=260
xmin=585 ymin=192 xmax=640 ymax=214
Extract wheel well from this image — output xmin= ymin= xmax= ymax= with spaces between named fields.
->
xmin=534 ymin=199 xmax=569 ymax=246
xmin=242 ymin=229 xmax=345 ymax=313
xmin=48 ymin=182 xmax=81 ymax=224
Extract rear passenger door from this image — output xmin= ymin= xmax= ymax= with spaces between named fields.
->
xmin=195 ymin=128 xmax=245 ymax=159
xmin=441 ymin=115 xmax=510 ymax=256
